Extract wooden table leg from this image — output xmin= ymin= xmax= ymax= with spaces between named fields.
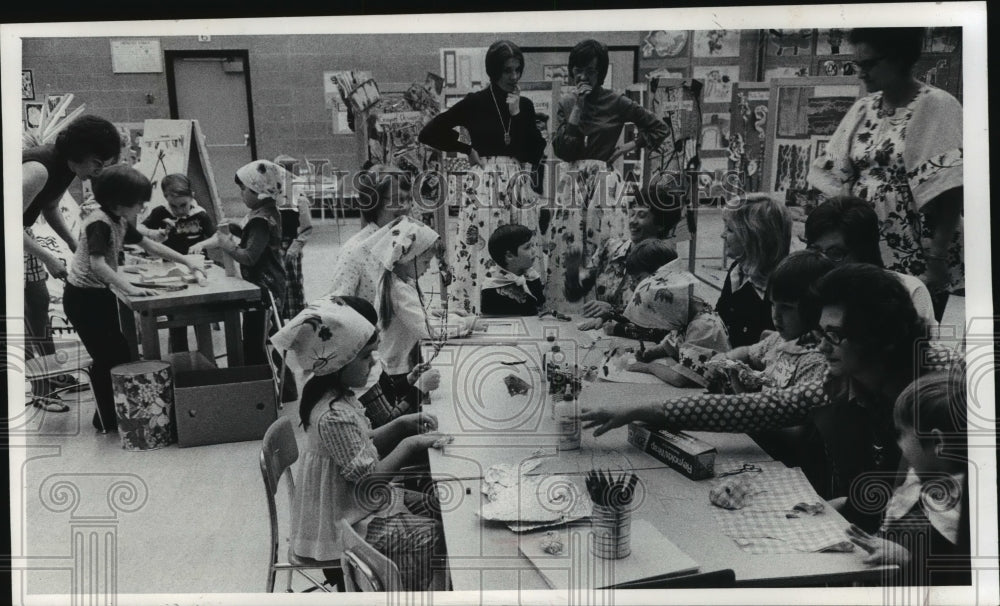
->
xmin=118 ymin=301 xmax=140 ymax=360
xmin=223 ymin=309 xmax=244 ymax=367
xmin=138 ymin=311 xmax=161 ymax=361
xmin=193 ymin=323 xmax=215 ymax=364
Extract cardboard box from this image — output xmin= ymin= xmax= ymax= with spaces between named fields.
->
xmin=627 ymin=423 xmax=717 ymax=480
xmin=172 ymin=363 xmax=276 ymax=448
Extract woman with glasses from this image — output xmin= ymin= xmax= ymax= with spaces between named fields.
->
xmin=805 ymin=196 xmax=937 ymax=328
xmin=580 ymin=264 xmax=959 ymax=532
xmin=545 ymin=38 xmax=670 ymax=314
xmin=419 ymin=40 xmax=546 ymax=315
xmin=808 ymin=28 xmax=963 ymax=323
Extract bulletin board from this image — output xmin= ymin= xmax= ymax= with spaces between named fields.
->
xmin=762 ymin=78 xmax=861 ymax=199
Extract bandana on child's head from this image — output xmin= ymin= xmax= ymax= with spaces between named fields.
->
xmin=623 ymin=261 xmax=700 ymax=331
xmin=365 ymin=216 xmax=440 ymax=271
xmin=236 ymin=160 xmax=288 ymax=201
xmin=270 ymin=296 xmax=376 ymax=380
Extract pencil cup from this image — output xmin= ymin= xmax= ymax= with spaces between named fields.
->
xmin=590 ymin=504 xmax=631 ymax=559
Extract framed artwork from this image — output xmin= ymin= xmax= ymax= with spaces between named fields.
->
xmin=24 ymin=102 xmax=44 ymax=128
xmin=45 ymin=94 xmax=66 ymax=113
xmin=771 ymin=138 xmax=812 ymax=193
xmin=767 ymin=29 xmax=813 ymax=56
xmin=693 ymin=30 xmax=739 ymax=57
xmin=22 ymin=69 xmax=34 ymax=100
xmin=641 ymin=31 xmax=688 ymax=58
xmin=692 ymin=65 xmax=739 ymax=103
xmin=700 ymin=112 xmax=731 ymax=151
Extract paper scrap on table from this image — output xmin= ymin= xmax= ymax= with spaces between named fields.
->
xmin=599 ymin=352 xmax=672 ymax=384
xmin=480 ymin=461 xmax=591 ymax=529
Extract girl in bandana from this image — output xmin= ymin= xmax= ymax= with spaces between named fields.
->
xmin=192 ymin=160 xmax=287 ymax=365
xmin=273 ymin=295 xmax=450 ymax=591
xmin=367 ymin=217 xmax=476 ymax=386
xmin=610 ymin=252 xmax=730 ymax=386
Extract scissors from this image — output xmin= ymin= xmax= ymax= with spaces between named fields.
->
xmin=717 ymin=463 xmax=763 ymax=478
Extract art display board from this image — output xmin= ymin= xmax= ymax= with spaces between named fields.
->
xmin=762 ymin=78 xmax=860 ymax=198
xmin=133 ymin=119 xmax=225 ymax=228
xmin=728 ymin=82 xmax=771 ymax=194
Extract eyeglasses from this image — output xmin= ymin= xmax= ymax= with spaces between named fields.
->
xmin=854 ymin=56 xmax=884 ymax=72
xmin=806 ymin=244 xmax=849 ymax=262
xmin=812 ymin=328 xmax=845 ymax=346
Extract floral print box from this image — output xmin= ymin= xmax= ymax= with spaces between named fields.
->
xmin=111 ymin=360 xmax=177 ymax=451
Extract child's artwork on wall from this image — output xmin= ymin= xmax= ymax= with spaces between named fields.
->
xmin=543 ymin=65 xmax=569 ymax=85
xmin=776 ymin=86 xmax=809 ymax=138
xmin=696 ymin=156 xmax=731 ymax=199
xmin=815 ymin=29 xmax=853 ymax=55
xmin=700 ymin=112 xmax=731 ymax=151
xmin=693 ymin=65 xmax=739 ymax=103
xmin=806 ymin=96 xmax=855 ymax=137
xmin=24 ymin=102 xmax=43 ymax=128
xmin=811 ymin=135 xmax=830 ymax=160
xmin=771 ymin=139 xmax=812 ymax=194
xmin=641 ymin=31 xmax=688 ymax=58
xmin=115 ymin=122 xmax=145 ymax=166
xmin=693 ymin=30 xmax=740 ymax=57
xmin=764 ymin=66 xmax=810 ymax=81
xmin=923 ymin=27 xmax=960 ymax=53
xmin=643 ymin=66 xmax=687 ymax=81
xmin=767 ymin=29 xmax=813 ymax=56
xmin=817 ymin=60 xmax=857 ymax=77
xmin=22 ymin=69 xmax=34 ymax=100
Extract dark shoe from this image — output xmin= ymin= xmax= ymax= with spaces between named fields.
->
xmin=50 ymin=374 xmax=87 ymax=393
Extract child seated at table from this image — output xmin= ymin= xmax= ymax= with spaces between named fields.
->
xmin=191 ymin=160 xmax=287 ymax=366
xmin=62 ymin=165 xmax=206 ymax=431
xmin=272 ymin=295 xmax=449 ymax=591
xmin=845 ymin=370 xmax=970 ymax=586
xmin=140 ymin=173 xmax=216 ymax=353
xmin=610 ymin=256 xmax=731 ymax=387
xmin=602 ymin=239 xmax=678 ymax=342
xmin=368 ymin=216 xmax=475 ymax=396
xmin=703 ymin=250 xmax=834 ymax=394
xmin=480 ymin=223 xmax=545 ymax=316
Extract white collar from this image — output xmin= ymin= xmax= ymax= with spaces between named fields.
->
xmin=730 ymin=264 xmax=767 ymax=299
xmin=482 ymin=266 xmax=540 ymax=297
xmin=883 ymin=468 xmax=964 ymax=544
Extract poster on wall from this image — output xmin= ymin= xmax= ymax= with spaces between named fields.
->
xmin=806 ymin=96 xmax=856 ymax=136
xmin=24 ymin=102 xmax=43 ymax=128
xmin=692 ymin=65 xmax=739 ymax=103
xmin=692 ymin=30 xmax=740 ymax=57
xmin=816 ymin=29 xmax=853 ymax=55
xmin=641 ymin=31 xmax=689 ymax=58
xmin=731 ymin=85 xmax=770 ymax=193
xmin=440 ymin=47 xmax=487 ymax=90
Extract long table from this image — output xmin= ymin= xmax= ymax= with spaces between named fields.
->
xmin=421 ymin=316 xmax=884 ymax=590
xmin=114 ymin=265 xmax=261 ymax=366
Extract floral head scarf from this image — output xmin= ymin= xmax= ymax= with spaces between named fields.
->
xmin=270 ymin=296 xmax=376 ymax=380
xmin=623 ymin=261 xmax=699 ymax=331
xmin=364 ymin=215 xmax=440 ymax=271
xmin=236 ymin=160 xmax=288 ymax=202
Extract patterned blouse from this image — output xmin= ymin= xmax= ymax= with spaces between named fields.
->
xmin=565 ymin=238 xmax=634 ymax=309
xmin=808 ymin=84 xmax=964 ymax=291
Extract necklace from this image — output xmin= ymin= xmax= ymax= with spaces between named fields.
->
xmin=489 ymin=86 xmax=512 ymax=146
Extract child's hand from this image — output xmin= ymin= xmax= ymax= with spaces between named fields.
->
xmin=564 ymin=247 xmax=586 ymax=273
xmin=576 ymin=317 xmax=604 ymax=331
xmin=603 ymin=321 xmax=618 ymax=336
xmin=219 ymin=235 xmax=237 ymax=254
xmin=626 ymin=361 xmax=655 ymax=374
xmin=187 ymin=266 xmax=208 ymax=285
xmin=635 ymin=345 xmax=666 ymax=363
xmin=417 ymin=369 xmax=441 ymax=393
xmin=126 ymin=286 xmax=158 ymax=297
xmin=286 ymin=240 xmax=304 ymax=259
xmin=399 ymin=411 xmax=439 ymax=435
xmin=406 ymin=432 xmax=450 ymax=452
xmin=846 ymin=525 xmax=911 ymax=567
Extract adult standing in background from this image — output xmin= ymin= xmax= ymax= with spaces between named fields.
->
xmin=419 ymin=39 xmax=546 ymax=314
xmin=809 ymin=27 xmax=963 ymax=322
xmin=545 ymin=38 xmax=670 ymax=313
xmin=22 ymin=115 xmax=121 ymax=411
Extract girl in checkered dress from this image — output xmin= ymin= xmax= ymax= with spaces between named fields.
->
xmin=273 ymin=296 xmax=448 ymax=591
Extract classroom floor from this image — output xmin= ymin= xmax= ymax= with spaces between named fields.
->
xmin=17 ymin=209 xmax=966 ymax=596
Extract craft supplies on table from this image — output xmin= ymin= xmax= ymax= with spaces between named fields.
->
xmin=478 ymin=461 xmax=592 ymax=531
xmin=709 ymin=463 xmax=855 ymax=554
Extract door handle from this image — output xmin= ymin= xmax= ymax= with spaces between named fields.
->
xmin=244 ymin=133 xmax=250 ymax=147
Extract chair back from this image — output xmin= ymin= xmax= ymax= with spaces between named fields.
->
xmin=260 ymin=417 xmax=300 ymax=564
xmin=263 ymin=288 xmax=289 ymax=402
xmin=338 ymin=519 xmax=401 ymax=592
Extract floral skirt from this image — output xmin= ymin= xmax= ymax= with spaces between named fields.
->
xmin=542 ymin=160 xmax=628 ymax=313
xmin=448 ymin=157 xmax=539 ymax=314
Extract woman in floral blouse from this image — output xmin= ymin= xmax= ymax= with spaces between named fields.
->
xmin=808 ymin=28 xmax=963 ymax=322
xmin=581 ymin=264 xmax=960 ymax=532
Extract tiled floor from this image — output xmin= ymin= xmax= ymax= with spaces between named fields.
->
xmin=18 ymin=209 xmax=966 ymax=596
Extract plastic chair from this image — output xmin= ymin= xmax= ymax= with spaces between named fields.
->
xmin=259 ymin=416 xmax=344 ymax=592
xmin=338 ymin=519 xmax=402 ymax=592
